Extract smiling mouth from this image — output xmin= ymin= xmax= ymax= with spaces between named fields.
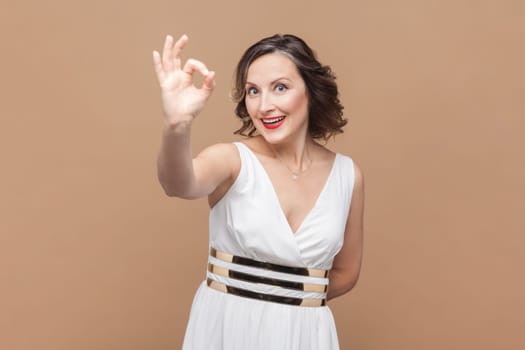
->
xmin=261 ymin=116 xmax=286 ymax=130
xmin=261 ymin=116 xmax=285 ymax=125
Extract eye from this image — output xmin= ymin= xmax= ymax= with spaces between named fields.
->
xmin=275 ymin=83 xmax=287 ymax=92
xmin=246 ymin=86 xmax=258 ymax=96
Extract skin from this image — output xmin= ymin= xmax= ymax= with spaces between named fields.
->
xmin=153 ymin=34 xmax=365 ymax=301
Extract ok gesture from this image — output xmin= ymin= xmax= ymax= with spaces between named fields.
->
xmin=153 ymin=35 xmax=216 ymax=128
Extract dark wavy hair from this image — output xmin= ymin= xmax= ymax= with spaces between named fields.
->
xmin=232 ymin=34 xmax=346 ymax=140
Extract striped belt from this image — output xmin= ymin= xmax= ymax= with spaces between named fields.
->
xmin=206 ymin=248 xmax=329 ymax=307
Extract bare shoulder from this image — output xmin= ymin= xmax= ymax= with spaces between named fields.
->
xmin=310 ymin=142 xmax=339 ymax=169
xmin=193 ymin=142 xmax=241 ymax=187
xmin=196 ymin=142 xmax=239 ymax=170
xmin=203 ymin=143 xmax=242 ymax=208
xmin=197 ymin=142 xmax=239 ymax=160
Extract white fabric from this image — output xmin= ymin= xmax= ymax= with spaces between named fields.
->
xmin=182 ymin=142 xmax=355 ymax=350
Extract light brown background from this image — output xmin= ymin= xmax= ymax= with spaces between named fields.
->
xmin=1 ymin=0 xmax=524 ymax=349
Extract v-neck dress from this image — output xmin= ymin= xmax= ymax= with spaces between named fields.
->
xmin=182 ymin=142 xmax=355 ymax=350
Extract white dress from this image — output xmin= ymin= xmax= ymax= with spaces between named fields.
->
xmin=182 ymin=142 xmax=355 ymax=350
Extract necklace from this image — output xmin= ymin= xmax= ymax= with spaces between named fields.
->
xmin=272 ymin=148 xmax=313 ymax=181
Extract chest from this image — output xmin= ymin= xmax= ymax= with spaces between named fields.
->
xmin=257 ymin=157 xmax=336 ymax=234
xmin=209 ymin=147 xmax=349 ymax=268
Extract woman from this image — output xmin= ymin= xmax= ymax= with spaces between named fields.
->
xmin=153 ymin=33 xmax=364 ymax=349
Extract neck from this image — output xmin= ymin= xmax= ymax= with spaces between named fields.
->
xmin=267 ymin=136 xmax=315 ymax=173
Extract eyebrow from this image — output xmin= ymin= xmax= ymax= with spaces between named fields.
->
xmin=245 ymin=77 xmax=292 ymax=86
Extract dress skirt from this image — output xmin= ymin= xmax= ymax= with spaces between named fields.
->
xmin=182 ymin=281 xmax=340 ymax=350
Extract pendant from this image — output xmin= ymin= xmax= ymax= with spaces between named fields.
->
xmin=292 ymin=174 xmax=298 ymax=181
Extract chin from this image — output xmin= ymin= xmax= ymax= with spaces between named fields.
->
xmin=256 ymin=128 xmax=289 ymax=144
xmin=261 ymin=130 xmax=307 ymax=146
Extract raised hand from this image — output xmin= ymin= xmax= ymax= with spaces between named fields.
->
xmin=153 ymin=34 xmax=216 ymax=129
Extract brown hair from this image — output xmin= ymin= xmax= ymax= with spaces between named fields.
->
xmin=232 ymin=34 xmax=347 ymax=140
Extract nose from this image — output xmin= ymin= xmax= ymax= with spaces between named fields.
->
xmin=258 ymin=91 xmax=275 ymax=115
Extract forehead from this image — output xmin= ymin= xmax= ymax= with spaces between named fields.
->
xmin=246 ymin=53 xmax=301 ymax=83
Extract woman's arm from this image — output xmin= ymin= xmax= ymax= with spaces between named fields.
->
xmin=153 ymin=35 xmax=233 ymax=199
xmin=327 ymin=161 xmax=365 ymax=300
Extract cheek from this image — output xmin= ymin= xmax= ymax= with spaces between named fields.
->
xmin=245 ymin=99 xmax=257 ymax=117
xmin=283 ymin=92 xmax=308 ymax=113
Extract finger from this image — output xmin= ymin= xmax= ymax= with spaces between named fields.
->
xmin=152 ymin=50 xmax=165 ymax=82
xmin=162 ymin=34 xmax=188 ymax=71
xmin=182 ymin=58 xmax=209 ymax=77
xmin=162 ymin=35 xmax=175 ymax=70
xmin=171 ymin=34 xmax=189 ymax=69
xmin=202 ymin=71 xmax=216 ymax=91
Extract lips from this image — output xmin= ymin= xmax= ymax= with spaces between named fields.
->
xmin=261 ymin=116 xmax=286 ymax=129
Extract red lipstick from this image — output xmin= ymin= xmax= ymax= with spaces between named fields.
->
xmin=261 ymin=116 xmax=285 ymax=129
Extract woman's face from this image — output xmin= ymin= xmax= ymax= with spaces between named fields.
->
xmin=244 ymin=53 xmax=309 ymax=144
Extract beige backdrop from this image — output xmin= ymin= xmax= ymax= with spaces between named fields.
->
xmin=1 ymin=0 xmax=524 ymax=349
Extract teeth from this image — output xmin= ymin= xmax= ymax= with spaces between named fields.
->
xmin=262 ymin=116 xmax=285 ymax=124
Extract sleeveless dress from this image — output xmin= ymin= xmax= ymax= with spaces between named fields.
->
xmin=182 ymin=142 xmax=355 ymax=350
